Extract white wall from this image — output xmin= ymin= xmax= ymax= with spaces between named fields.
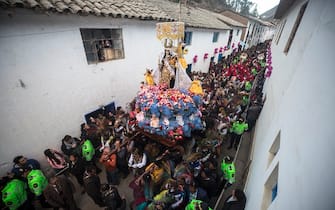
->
xmin=184 ymin=28 xmax=230 ymax=72
xmin=0 ymin=9 xmax=163 ymax=172
xmin=244 ymin=20 xmax=273 ymax=48
xmin=232 ymin=27 xmax=243 ymax=47
xmin=244 ymin=0 xmax=335 ymax=210
xmin=244 ymin=21 xmax=256 ymax=48
xmin=262 ymin=26 xmax=276 ymax=42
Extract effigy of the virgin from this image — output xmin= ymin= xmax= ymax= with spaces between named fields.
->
xmin=132 ymin=22 xmax=204 ymax=142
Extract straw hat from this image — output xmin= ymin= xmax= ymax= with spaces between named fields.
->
xmin=240 ymin=52 xmax=248 ymax=60
xmin=257 ymin=53 xmax=265 ymax=60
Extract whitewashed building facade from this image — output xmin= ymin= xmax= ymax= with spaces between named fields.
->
xmin=244 ymin=0 xmax=335 ymax=210
xmin=243 ymin=16 xmax=275 ymax=48
xmin=222 ymin=10 xmax=275 ymax=49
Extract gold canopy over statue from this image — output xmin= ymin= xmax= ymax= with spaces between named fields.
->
xmin=153 ymin=22 xmax=191 ymax=90
xmin=156 ymin=22 xmax=185 ymax=42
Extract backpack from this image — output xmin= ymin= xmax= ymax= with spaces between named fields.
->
xmin=108 ymin=153 xmax=117 ymax=168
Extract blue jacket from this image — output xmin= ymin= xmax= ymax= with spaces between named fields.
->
xmin=12 ymin=159 xmax=40 ymax=176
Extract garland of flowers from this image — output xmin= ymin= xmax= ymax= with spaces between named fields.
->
xmin=265 ymin=45 xmax=273 ymax=78
xmin=133 ymin=85 xmax=203 ymax=141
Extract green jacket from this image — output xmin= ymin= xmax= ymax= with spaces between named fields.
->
xmin=245 ymin=81 xmax=252 ymax=91
xmin=185 ymin=199 xmax=212 ymax=210
xmin=230 ymin=121 xmax=248 ymax=135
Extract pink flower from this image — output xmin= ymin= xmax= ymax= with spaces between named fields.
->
xmin=193 ymin=55 xmax=198 ymax=63
xmin=204 ymin=53 xmax=209 ymax=59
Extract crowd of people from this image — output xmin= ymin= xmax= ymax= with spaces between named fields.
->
xmin=0 ymin=41 xmax=269 ymax=210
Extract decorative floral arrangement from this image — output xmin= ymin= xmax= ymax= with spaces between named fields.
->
xmin=214 ymin=48 xmax=218 ymax=54
xmin=223 ymin=62 xmax=255 ymax=82
xmin=193 ymin=55 xmax=198 ymax=63
xmin=204 ymin=53 xmax=209 ymax=59
xmin=134 ymin=85 xmax=203 ymax=141
xmin=265 ymin=46 xmax=273 ymax=78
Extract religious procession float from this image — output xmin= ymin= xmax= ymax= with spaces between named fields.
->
xmin=130 ymin=22 xmax=204 ymax=147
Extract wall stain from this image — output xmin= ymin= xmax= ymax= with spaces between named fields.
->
xmin=19 ymin=79 xmax=26 ymax=89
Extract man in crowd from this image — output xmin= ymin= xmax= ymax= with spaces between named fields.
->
xmin=83 ymin=165 xmax=105 ymax=207
xmin=12 ymin=155 xmax=41 ymax=178
xmin=43 ymin=176 xmax=80 ymax=210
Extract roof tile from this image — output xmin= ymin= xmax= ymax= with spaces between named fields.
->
xmin=69 ymin=3 xmax=81 ymax=13
xmin=93 ymin=2 xmax=102 ymax=10
xmin=1 ymin=0 xmax=239 ymax=29
xmin=92 ymin=7 xmax=100 ymax=15
xmin=26 ymin=0 xmax=38 ymax=8
xmin=55 ymin=1 xmax=67 ymax=11
xmin=83 ymin=1 xmax=94 ymax=9
xmin=40 ymin=0 xmax=53 ymax=10
xmin=73 ymin=0 xmax=86 ymax=8
xmin=81 ymin=6 xmax=91 ymax=14
xmin=11 ymin=0 xmax=24 ymax=6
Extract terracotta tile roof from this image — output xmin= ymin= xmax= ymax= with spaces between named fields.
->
xmin=0 ymin=0 xmax=244 ymax=30
xmin=222 ymin=10 xmax=249 ymax=26
xmin=247 ymin=15 xmax=275 ymax=27
xmin=222 ymin=10 xmax=274 ymax=27
xmin=146 ymin=0 xmax=232 ymax=30
xmin=0 ymin=0 xmax=174 ymax=21
xmin=213 ymin=13 xmax=246 ymax=28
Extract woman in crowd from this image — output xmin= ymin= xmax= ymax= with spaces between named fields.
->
xmin=61 ymin=135 xmax=81 ymax=156
xmin=128 ymin=147 xmax=147 ymax=176
xmin=44 ymin=149 xmax=67 ymax=173
xmin=99 ymin=146 xmax=120 ymax=185
xmin=222 ymin=189 xmax=247 ymax=210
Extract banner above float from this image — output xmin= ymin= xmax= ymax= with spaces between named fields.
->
xmin=156 ymin=22 xmax=185 ymax=41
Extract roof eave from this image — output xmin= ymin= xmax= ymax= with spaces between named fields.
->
xmin=274 ymin=0 xmax=297 ymax=19
xmin=185 ymin=23 xmax=231 ymax=31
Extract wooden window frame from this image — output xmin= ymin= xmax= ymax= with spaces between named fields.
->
xmin=80 ymin=28 xmax=125 ymax=64
xmin=275 ymin=19 xmax=286 ymax=45
xmin=184 ymin=31 xmax=193 ymax=45
xmin=212 ymin=32 xmax=219 ymax=43
xmin=284 ymin=2 xmax=309 ymax=54
xmin=227 ymin=29 xmax=233 ymax=48
xmin=261 ymin=164 xmax=279 ymax=210
xmin=267 ymin=131 xmax=280 ymax=168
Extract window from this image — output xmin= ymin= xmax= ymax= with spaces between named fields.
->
xmin=284 ymin=2 xmax=308 ymax=54
xmin=261 ymin=164 xmax=279 ymax=210
xmin=249 ymin=24 xmax=256 ymax=42
xmin=227 ymin=30 xmax=233 ymax=48
xmin=272 ymin=184 xmax=278 ymax=201
xmin=275 ymin=19 xmax=286 ymax=45
xmin=184 ymin=31 xmax=193 ymax=45
xmin=212 ymin=32 xmax=219 ymax=43
xmin=80 ymin=28 xmax=124 ymax=64
xmin=236 ymin=29 xmax=240 ymax=36
xmin=267 ymin=131 xmax=280 ymax=168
